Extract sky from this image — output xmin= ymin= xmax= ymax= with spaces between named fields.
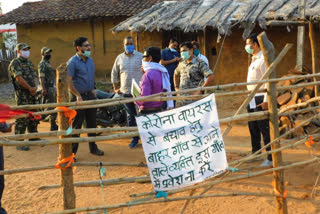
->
xmin=1 ymin=0 xmax=40 ymax=14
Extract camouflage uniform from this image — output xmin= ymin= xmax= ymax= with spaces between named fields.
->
xmin=38 ymin=47 xmax=57 ymax=130
xmin=174 ymin=57 xmax=213 ymax=106
xmin=9 ymin=43 xmax=39 ymax=150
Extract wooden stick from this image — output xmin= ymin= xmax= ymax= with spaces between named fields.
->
xmin=0 ymin=162 xmax=146 ymax=175
xmin=129 ymin=158 xmax=319 ymax=200
xmin=279 ymin=96 xmax=320 ymax=113
xmin=39 ymin=176 xmax=151 ymax=190
xmin=0 ymin=131 xmax=140 ymax=146
xmin=296 ymin=0 xmax=306 ymax=72
xmin=308 ymin=22 xmax=319 ymax=97
xmin=259 ymin=31 xmax=287 ymax=214
xmin=45 ymin=192 xmax=301 ymax=214
xmin=56 ymin=63 xmax=76 ymax=211
xmin=3 ymin=127 xmax=138 ymax=140
xmin=222 ymin=43 xmax=293 ymax=137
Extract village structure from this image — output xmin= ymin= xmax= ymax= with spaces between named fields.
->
xmin=0 ymin=0 xmax=319 ymax=213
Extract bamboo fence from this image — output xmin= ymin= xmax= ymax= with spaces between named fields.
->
xmin=1 ymin=30 xmax=319 ymax=213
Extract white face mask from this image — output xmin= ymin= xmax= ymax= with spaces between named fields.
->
xmin=20 ymin=50 xmax=30 ymax=59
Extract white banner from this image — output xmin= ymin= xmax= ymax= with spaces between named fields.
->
xmin=136 ymin=94 xmax=228 ymax=191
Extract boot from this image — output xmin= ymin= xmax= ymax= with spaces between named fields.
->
xmin=50 ymin=122 xmax=58 ymax=131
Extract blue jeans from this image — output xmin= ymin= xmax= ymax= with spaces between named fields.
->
xmin=96 ymin=90 xmax=114 ymax=99
xmin=122 ymin=94 xmax=139 ymax=142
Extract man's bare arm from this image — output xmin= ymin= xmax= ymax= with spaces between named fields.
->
xmin=68 ymin=76 xmax=82 ymax=101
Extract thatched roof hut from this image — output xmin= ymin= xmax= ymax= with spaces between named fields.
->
xmin=112 ymin=0 xmax=320 ymax=38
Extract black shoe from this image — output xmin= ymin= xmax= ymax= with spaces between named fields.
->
xmin=50 ymin=123 xmax=58 ymax=131
xmin=16 ymin=146 xmax=29 ymax=151
xmin=90 ymin=148 xmax=104 ymax=156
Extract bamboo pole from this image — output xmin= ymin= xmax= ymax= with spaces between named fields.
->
xmin=278 ymin=96 xmax=320 ymax=113
xmin=45 ymin=192 xmax=297 ymax=214
xmin=258 ymin=31 xmax=287 ymax=214
xmin=39 ymin=176 xmax=151 ymax=190
xmin=0 ymin=162 xmax=146 ymax=175
xmin=3 ymin=127 xmax=138 ymax=141
xmin=5 ymin=80 xmax=320 ymax=122
xmin=129 ymin=157 xmax=319 ymax=198
xmin=0 ymin=131 xmax=140 ymax=146
xmin=56 ymin=63 xmax=76 ymax=211
xmin=222 ymin=43 xmax=293 ymax=137
xmin=308 ymin=22 xmax=319 ymax=97
xmin=3 ymin=103 xmax=320 ymax=146
xmin=296 ymin=0 xmax=306 ymax=72
xmin=9 ymin=73 xmax=320 ymax=111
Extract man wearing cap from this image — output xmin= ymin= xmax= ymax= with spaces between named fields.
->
xmin=8 ymin=43 xmax=40 ymax=151
xmin=111 ymin=36 xmax=143 ymax=148
xmin=174 ymin=41 xmax=215 ymax=107
xmin=38 ymin=47 xmax=58 ymax=131
xmin=135 ymin=47 xmax=173 ymax=114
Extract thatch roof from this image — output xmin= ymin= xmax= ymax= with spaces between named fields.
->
xmin=112 ymin=0 xmax=320 ymax=38
xmin=0 ymin=0 xmax=173 ymax=25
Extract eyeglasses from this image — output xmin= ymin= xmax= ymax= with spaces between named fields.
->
xmin=82 ymin=44 xmax=91 ymax=47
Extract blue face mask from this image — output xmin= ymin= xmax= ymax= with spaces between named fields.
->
xmin=170 ymin=48 xmax=177 ymax=52
xmin=125 ymin=45 xmax=135 ymax=53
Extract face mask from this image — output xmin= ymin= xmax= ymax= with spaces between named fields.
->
xmin=44 ymin=55 xmax=51 ymax=60
xmin=82 ymin=50 xmax=91 ymax=57
xmin=245 ymin=45 xmax=254 ymax=55
xmin=181 ymin=51 xmax=190 ymax=61
xmin=193 ymin=49 xmax=200 ymax=56
xmin=20 ymin=50 xmax=30 ymax=59
xmin=170 ymin=48 xmax=177 ymax=52
xmin=125 ymin=45 xmax=135 ymax=53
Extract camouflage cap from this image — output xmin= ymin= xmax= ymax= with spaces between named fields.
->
xmin=41 ymin=47 xmax=52 ymax=55
xmin=16 ymin=42 xmax=31 ymax=51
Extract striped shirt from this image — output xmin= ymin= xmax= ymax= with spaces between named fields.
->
xmin=111 ymin=51 xmax=143 ymax=94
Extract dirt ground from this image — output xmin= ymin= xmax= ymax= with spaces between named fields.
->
xmin=1 ymin=95 xmax=320 ymax=214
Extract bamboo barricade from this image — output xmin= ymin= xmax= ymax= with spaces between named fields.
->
xmin=1 ymin=33 xmax=320 ymax=214
xmin=4 ymin=80 xmax=320 ymax=122
xmin=45 ymin=157 xmax=318 ymax=214
xmin=2 ymin=100 xmax=320 ymax=146
xmin=2 ymin=102 xmax=320 ymax=146
xmin=8 ymin=72 xmax=320 ymax=111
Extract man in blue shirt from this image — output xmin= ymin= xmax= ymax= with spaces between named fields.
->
xmin=160 ymin=38 xmax=180 ymax=92
xmin=67 ymin=36 xmax=104 ymax=158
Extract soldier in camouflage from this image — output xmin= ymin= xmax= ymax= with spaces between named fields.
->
xmin=174 ymin=41 xmax=215 ymax=106
xmin=38 ymin=47 xmax=58 ymax=131
xmin=8 ymin=43 xmax=40 ymax=151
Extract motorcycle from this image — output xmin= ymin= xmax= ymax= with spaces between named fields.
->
xmin=95 ymin=90 xmax=127 ymax=127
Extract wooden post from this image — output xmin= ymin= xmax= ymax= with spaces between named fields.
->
xmin=296 ymin=0 xmax=306 ymax=72
xmin=308 ymin=22 xmax=319 ymax=97
xmin=57 ymin=63 xmax=76 ymax=211
xmin=258 ymin=32 xmax=288 ymax=214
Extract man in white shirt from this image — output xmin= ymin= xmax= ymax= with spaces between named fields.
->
xmin=245 ymin=33 xmax=272 ymax=167
xmin=192 ymin=41 xmax=209 ymax=66
xmin=111 ymin=36 xmax=143 ymax=148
